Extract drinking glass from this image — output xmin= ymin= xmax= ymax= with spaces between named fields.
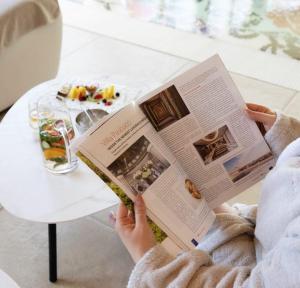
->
xmin=28 ymin=100 xmax=40 ymax=129
xmin=37 ymin=96 xmax=78 ymax=174
xmin=28 ymin=98 xmax=55 ymax=129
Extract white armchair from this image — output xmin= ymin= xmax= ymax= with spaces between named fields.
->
xmin=0 ymin=0 xmax=62 ymax=111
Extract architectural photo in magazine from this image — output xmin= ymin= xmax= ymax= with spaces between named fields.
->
xmin=193 ymin=125 xmax=238 ymax=165
xmin=107 ymin=136 xmax=170 ymax=195
xmin=140 ymin=85 xmax=190 ymax=132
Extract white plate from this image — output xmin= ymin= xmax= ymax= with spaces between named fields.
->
xmin=27 ymin=74 xmax=161 ymax=129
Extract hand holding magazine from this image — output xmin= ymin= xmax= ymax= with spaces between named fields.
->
xmin=76 ymin=55 xmax=275 ymax=253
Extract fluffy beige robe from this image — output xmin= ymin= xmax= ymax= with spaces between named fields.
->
xmin=128 ymin=113 xmax=300 ymax=288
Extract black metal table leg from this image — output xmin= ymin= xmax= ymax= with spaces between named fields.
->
xmin=48 ymin=224 xmax=57 ymax=283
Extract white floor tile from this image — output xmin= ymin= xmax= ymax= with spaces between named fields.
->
xmin=58 ymin=35 xmax=190 ymax=84
xmin=61 ymin=25 xmax=99 ymax=58
xmin=231 ymin=74 xmax=296 ymax=110
xmin=163 ymin=61 xmax=197 ymax=82
xmin=283 ymin=92 xmax=300 ymax=118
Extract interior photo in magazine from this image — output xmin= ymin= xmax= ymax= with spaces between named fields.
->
xmin=193 ymin=125 xmax=238 ymax=165
xmin=107 ymin=136 xmax=171 ymax=195
xmin=140 ymin=85 xmax=190 ymax=132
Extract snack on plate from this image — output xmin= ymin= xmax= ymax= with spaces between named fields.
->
xmin=57 ymin=84 xmax=121 ymax=106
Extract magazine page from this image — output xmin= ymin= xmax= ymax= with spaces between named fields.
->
xmin=77 ymin=103 xmax=215 ymax=250
xmin=137 ymin=55 xmax=275 ymax=209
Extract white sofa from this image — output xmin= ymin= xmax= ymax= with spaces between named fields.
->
xmin=0 ymin=0 xmax=62 ymax=111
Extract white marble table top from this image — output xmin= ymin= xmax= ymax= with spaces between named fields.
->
xmin=0 ymin=270 xmax=20 ymax=288
xmin=0 ymin=76 xmax=155 ymax=223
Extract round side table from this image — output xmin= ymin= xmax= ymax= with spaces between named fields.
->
xmin=0 ymin=76 xmax=156 ymax=282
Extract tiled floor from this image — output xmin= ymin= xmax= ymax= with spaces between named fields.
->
xmin=59 ymin=0 xmax=300 ymax=92
xmin=59 ymin=24 xmax=299 ymax=109
xmin=61 ymin=25 xmax=99 ymax=58
xmin=65 ymin=0 xmax=300 ymax=62
xmin=284 ymin=91 xmax=300 ymax=118
xmin=0 ymin=207 xmax=134 ymax=288
xmin=59 ymin=27 xmax=190 ymax=83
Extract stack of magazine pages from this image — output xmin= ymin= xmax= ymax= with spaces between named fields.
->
xmin=75 ymin=55 xmax=275 ymax=254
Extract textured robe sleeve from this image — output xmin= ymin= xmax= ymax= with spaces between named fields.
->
xmin=128 ymin=213 xmax=257 ymax=288
xmin=127 ymin=114 xmax=300 ymax=288
xmin=128 ymin=244 xmax=255 ymax=288
xmin=128 ymin=223 xmax=300 ymax=288
xmin=265 ymin=112 xmax=300 ymax=159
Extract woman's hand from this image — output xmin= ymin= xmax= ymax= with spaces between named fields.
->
xmin=115 ymin=195 xmax=156 ymax=263
xmin=245 ymin=103 xmax=276 ymax=131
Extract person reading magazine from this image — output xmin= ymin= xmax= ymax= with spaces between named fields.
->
xmin=76 ymin=56 xmax=299 ymax=286
xmin=112 ymin=103 xmax=300 ymax=288
xmin=78 ymin=56 xmax=279 ymax=253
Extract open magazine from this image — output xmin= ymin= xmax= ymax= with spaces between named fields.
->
xmin=76 ymin=55 xmax=275 ymax=252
